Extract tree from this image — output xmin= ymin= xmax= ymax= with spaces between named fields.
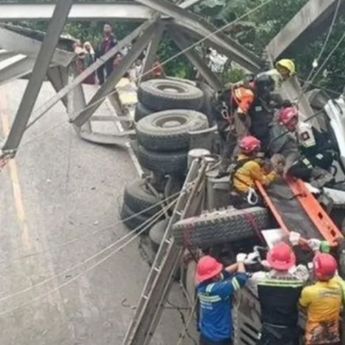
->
xmin=5 ymin=0 xmax=345 ymax=94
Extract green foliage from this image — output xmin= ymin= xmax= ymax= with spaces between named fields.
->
xmin=157 ymin=35 xmax=194 ymax=78
xmin=221 ymin=68 xmax=246 ymax=84
xmin=7 ymin=0 xmax=345 ymax=94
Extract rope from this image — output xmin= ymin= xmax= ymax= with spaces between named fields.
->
xmin=301 ymin=0 xmax=342 ymax=92
xmin=0 ymin=209 xmax=159 ymax=317
xmin=0 ymin=190 xmax=182 ymax=271
xmin=0 ymin=198 xmax=176 ymax=310
xmin=175 ymin=299 xmax=198 ymax=345
xmin=243 ymin=211 xmax=265 ymax=243
xmin=303 ymin=29 xmax=345 ymax=93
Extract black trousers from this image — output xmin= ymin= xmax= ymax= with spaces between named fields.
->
xmin=199 ymin=335 xmax=232 ymax=345
xmin=288 ymin=160 xmax=312 ymax=181
xmin=256 ymin=324 xmax=299 ymax=345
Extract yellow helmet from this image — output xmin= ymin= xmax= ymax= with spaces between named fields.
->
xmin=276 ymin=59 xmax=296 ymax=76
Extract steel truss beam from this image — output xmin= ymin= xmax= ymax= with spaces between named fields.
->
xmin=264 ymin=0 xmax=335 ymax=127
xmin=47 ymin=66 xmax=69 ymax=109
xmin=136 ymin=0 xmax=262 ymax=72
xmin=169 ymin=28 xmax=222 ymax=90
xmin=0 ymin=26 xmax=74 ymax=67
xmin=22 ymin=20 xmax=154 ymax=135
xmin=0 ymin=0 xmax=200 ymax=22
xmin=266 ymin=0 xmax=342 ymax=59
xmin=0 ymin=3 xmax=152 ymax=21
xmin=141 ymin=22 xmax=165 ymax=81
xmin=1 ymin=0 xmax=74 ymax=156
xmin=67 ymin=66 xmax=92 ymax=134
xmin=0 ymin=56 xmax=35 ymax=85
xmin=72 ymin=23 xmax=156 ymax=127
xmin=0 ymin=50 xmax=17 ymax=63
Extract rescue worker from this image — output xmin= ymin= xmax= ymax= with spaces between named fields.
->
xmin=250 ymin=242 xmax=307 ymax=345
xmin=299 ymin=121 xmax=336 ymax=171
xmin=215 ymin=75 xmax=276 ymax=173
xmin=300 ymin=253 xmax=342 ymax=345
xmin=268 ymin=106 xmax=302 ymax=177
xmin=196 ymin=254 xmax=248 ymax=345
xmin=268 ymin=106 xmax=334 ymax=186
xmin=247 ymin=74 xmax=276 ymax=150
xmin=259 ymin=58 xmax=296 ymax=94
xmin=230 ymin=136 xmax=281 ymax=207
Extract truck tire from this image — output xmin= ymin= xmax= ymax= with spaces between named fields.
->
xmin=149 ymin=219 xmax=169 ymax=253
xmin=124 ymin=179 xmax=163 ymax=217
xmin=134 ymin=102 xmax=153 ymax=122
xmin=138 ymin=79 xmax=204 ymax=111
xmin=120 ymin=203 xmax=158 ymax=233
xmin=173 ymin=207 xmax=270 ymax=248
xmin=136 ymin=110 xmax=208 ymax=151
xmin=136 ymin=144 xmax=187 ymax=175
xmin=120 ymin=203 xmax=147 ymax=232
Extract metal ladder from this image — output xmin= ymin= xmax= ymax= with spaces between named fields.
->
xmin=122 ymin=158 xmax=208 ymax=345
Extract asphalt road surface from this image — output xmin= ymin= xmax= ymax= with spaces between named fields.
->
xmin=0 ymin=80 xmax=194 ymax=345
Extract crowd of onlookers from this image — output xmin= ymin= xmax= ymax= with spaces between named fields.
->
xmin=73 ymin=23 xmax=165 ymax=86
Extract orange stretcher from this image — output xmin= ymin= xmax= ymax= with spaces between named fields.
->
xmin=256 ymin=178 xmax=343 ymax=246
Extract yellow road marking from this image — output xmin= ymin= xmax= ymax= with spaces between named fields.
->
xmin=0 ymin=93 xmax=32 ymax=251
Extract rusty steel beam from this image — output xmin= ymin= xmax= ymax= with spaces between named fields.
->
xmin=267 ymin=0 xmax=343 ymax=59
xmin=1 ymin=0 xmax=73 ymax=156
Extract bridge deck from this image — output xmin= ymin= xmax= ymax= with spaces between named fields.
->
xmin=0 ymin=80 xmax=187 ymax=345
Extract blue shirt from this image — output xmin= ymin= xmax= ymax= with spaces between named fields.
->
xmin=197 ymin=272 xmax=248 ymax=342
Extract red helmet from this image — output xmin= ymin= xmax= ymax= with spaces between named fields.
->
xmin=278 ymin=107 xmax=299 ymax=130
xmin=195 ymin=255 xmax=223 ymax=283
xmin=267 ymin=242 xmax=296 ymax=271
xmin=314 ymin=253 xmax=337 ymax=281
xmin=239 ymin=136 xmax=261 ymax=155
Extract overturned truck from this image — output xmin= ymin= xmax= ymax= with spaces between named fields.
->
xmin=121 ymin=77 xmax=345 ymax=345
xmin=171 ymin=93 xmax=345 ymax=344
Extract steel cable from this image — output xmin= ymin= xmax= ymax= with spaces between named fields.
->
xmin=175 ymin=299 xmax=198 ymax=345
xmin=0 ymin=198 xmax=177 ymax=306
xmin=307 ymin=30 xmax=345 ymax=88
xmin=301 ymin=0 xmax=342 ymax=92
xmin=0 ymin=190 xmax=182 ymax=270
xmin=0 ymin=204 xmax=169 ymax=317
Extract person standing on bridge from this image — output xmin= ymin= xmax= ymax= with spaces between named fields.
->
xmin=96 ymin=23 xmax=118 ymax=85
xmin=195 ymin=254 xmax=248 ymax=345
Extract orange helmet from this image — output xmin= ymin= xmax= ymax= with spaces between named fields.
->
xmin=195 ymin=256 xmax=223 ymax=283
xmin=239 ymin=136 xmax=261 ymax=155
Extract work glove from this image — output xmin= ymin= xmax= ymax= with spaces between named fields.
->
xmin=320 ymin=241 xmax=331 ymax=253
xmin=271 ymin=154 xmax=286 ymax=175
xmin=244 ymin=252 xmax=260 ymax=264
xmin=289 ymin=231 xmax=301 ymax=246
xmin=236 ymin=253 xmax=247 ymax=263
xmin=293 ymin=264 xmax=309 ymax=281
xmin=308 ymin=238 xmax=322 ymax=252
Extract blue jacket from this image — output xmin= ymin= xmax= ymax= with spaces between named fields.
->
xmin=197 ymin=272 xmax=248 ymax=342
